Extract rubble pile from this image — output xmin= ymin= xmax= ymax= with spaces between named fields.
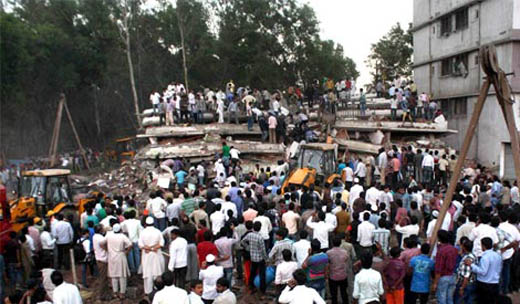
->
xmin=83 ymin=160 xmax=151 ymax=201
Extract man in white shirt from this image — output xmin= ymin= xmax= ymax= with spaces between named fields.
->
xmin=468 ymin=212 xmax=499 ymax=257
xmin=166 ymin=196 xmax=182 ymax=224
xmin=282 ymin=203 xmax=300 ymax=238
xmin=353 ymin=254 xmax=384 ymax=304
xmin=349 ymin=179 xmax=364 ymax=205
xmin=253 ymin=209 xmax=273 ymax=241
xmin=213 ymin=277 xmax=237 ymax=304
xmin=426 ymin=210 xmax=452 ymax=241
xmin=357 ymin=213 xmax=375 ymax=252
xmin=199 ymin=254 xmax=224 ymax=303
xmin=354 ymin=159 xmax=367 ymax=186
xmin=455 ymin=213 xmax=477 ymax=244
xmin=421 ymin=151 xmax=435 ymax=186
xmin=91 ymin=226 xmax=111 ymax=300
xmin=210 ymin=204 xmax=226 ymax=235
xmin=188 ymin=280 xmax=205 ymax=304
xmin=395 ymin=216 xmax=420 ymax=248
xmin=306 ymin=211 xmax=335 ymax=250
xmin=139 ymin=217 xmax=166 ymax=296
xmin=120 ymin=210 xmax=142 ymax=274
xmin=342 ymin=166 xmax=354 ymax=189
xmin=377 ymin=149 xmax=388 ymax=184
xmin=293 ymin=231 xmax=311 ymax=268
xmin=221 ymin=196 xmax=238 ymax=221
xmin=40 ymin=226 xmax=56 ymax=265
xmin=278 ymin=269 xmax=326 ymax=304
xmin=53 ymin=214 xmax=74 ymax=270
xmin=168 ymin=229 xmax=188 ymax=289
xmin=150 ymin=91 xmax=160 ymax=115
xmin=149 ymin=191 xmax=167 ymax=231
xmin=275 ymin=249 xmax=298 ymax=286
xmin=152 ymin=271 xmax=189 ymax=304
xmin=365 ymin=185 xmax=380 ymax=210
xmin=498 ymin=212 xmax=520 ymax=294
xmin=51 ymin=271 xmax=83 ymax=304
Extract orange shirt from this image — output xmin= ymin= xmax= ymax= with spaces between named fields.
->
xmin=392 ymin=158 xmax=401 ymax=172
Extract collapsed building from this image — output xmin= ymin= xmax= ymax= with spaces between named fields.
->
xmin=128 ymin=94 xmax=457 ymax=188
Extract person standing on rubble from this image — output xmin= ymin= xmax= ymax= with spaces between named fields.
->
xmin=216 ymin=95 xmax=225 ymax=124
xmin=359 ymin=88 xmax=366 ymax=117
xmin=259 ymin=113 xmax=269 ymax=142
xmin=166 ymin=98 xmax=175 ymax=126
xmin=139 ymin=217 xmax=165 ymax=298
xmin=228 ymin=97 xmax=239 ymax=125
xmin=150 ymin=90 xmax=160 ymax=116
xmin=268 ymin=113 xmax=278 ymax=144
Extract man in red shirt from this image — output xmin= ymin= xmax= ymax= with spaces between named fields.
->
xmin=433 ymin=230 xmax=458 ymax=304
xmin=196 ymin=219 xmax=209 ymax=243
xmin=197 ymin=230 xmax=218 ymax=269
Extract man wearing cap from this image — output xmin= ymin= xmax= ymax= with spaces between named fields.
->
xmin=426 ymin=210 xmax=452 ymax=242
xmin=199 ymin=254 xmax=224 ymax=303
xmin=106 ymin=223 xmax=132 ymax=299
xmin=139 ymin=216 xmax=166 ymax=296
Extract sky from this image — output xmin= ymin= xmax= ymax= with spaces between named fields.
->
xmin=307 ymin=0 xmax=413 ymax=87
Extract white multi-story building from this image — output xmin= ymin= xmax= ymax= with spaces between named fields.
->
xmin=412 ymin=0 xmax=520 ymax=179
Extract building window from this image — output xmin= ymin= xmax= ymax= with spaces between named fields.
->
xmin=454 ymin=98 xmax=467 ymax=116
xmin=441 ymin=100 xmax=451 ymax=119
xmin=440 ymin=53 xmax=469 ymax=77
xmin=440 ymin=15 xmax=452 ymax=36
xmin=455 ymin=8 xmax=468 ymax=30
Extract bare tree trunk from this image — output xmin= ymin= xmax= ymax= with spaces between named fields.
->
xmin=93 ymin=86 xmax=101 ymax=136
xmin=125 ymin=31 xmax=141 ymax=128
xmin=176 ymin=1 xmax=189 ymax=91
xmin=120 ymin=1 xmax=142 ymax=129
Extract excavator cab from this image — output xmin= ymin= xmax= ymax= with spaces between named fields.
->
xmin=115 ymin=137 xmax=137 ymax=163
xmin=9 ymin=169 xmax=74 ymax=231
xmin=283 ymin=143 xmax=341 ymax=190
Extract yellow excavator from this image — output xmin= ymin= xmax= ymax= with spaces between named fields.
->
xmin=282 ymin=143 xmax=341 ymax=190
xmin=8 ymin=169 xmax=94 ymax=232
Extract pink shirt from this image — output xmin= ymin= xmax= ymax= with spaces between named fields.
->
xmin=268 ymin=116 xmax=277 ymax=129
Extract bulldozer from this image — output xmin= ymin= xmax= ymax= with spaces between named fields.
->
xmin=282 ymin=143 xmax=341 ymax=190
xmin=7 ymin=169 xmax=93 ymax=232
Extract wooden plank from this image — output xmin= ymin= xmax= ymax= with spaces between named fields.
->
xmin=428 ymin=80 xmax=491 ymax=253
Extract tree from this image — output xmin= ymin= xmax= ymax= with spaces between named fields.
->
xmin=367 ymin=22 xmax=413 ymax=85
xmin=112 ymin=0 xmax=142 ymax=129
xmin=1 ymin=0 xmax=358 ymax=158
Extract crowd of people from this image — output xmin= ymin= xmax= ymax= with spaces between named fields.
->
xmin=1 ymin=78 xmax=517 ymax=304
xmin=2 ymin=138 xmax=519 ymax=304
xmin=147 ymin=78 xmax=365 ymax=145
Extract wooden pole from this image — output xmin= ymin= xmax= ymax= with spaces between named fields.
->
xmin=491 ymin=75 xmax=520 ymax=187
xmin=49 ymin=96 xmax=65 ymax=167
xmin=428 ymin=80 xmax=491 ymax=252
xmin=69 ymin=248 xmax=78 ymax=287
xmin=63 ymin=98 xmax=90 ymax=170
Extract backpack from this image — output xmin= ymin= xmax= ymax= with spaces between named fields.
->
xmin=73 ymin=239 xmax=87 ymax=262
xmin=74 ymin=238 xmax=94 ymax=264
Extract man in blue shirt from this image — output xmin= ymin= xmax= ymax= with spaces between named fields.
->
xmin=409 ymin=243 xmax=435 ymax=304
xmin=465 ymin=237 xmax=502 ymax=304
xmin=175 ymin=169 xmax=188 ymax=189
